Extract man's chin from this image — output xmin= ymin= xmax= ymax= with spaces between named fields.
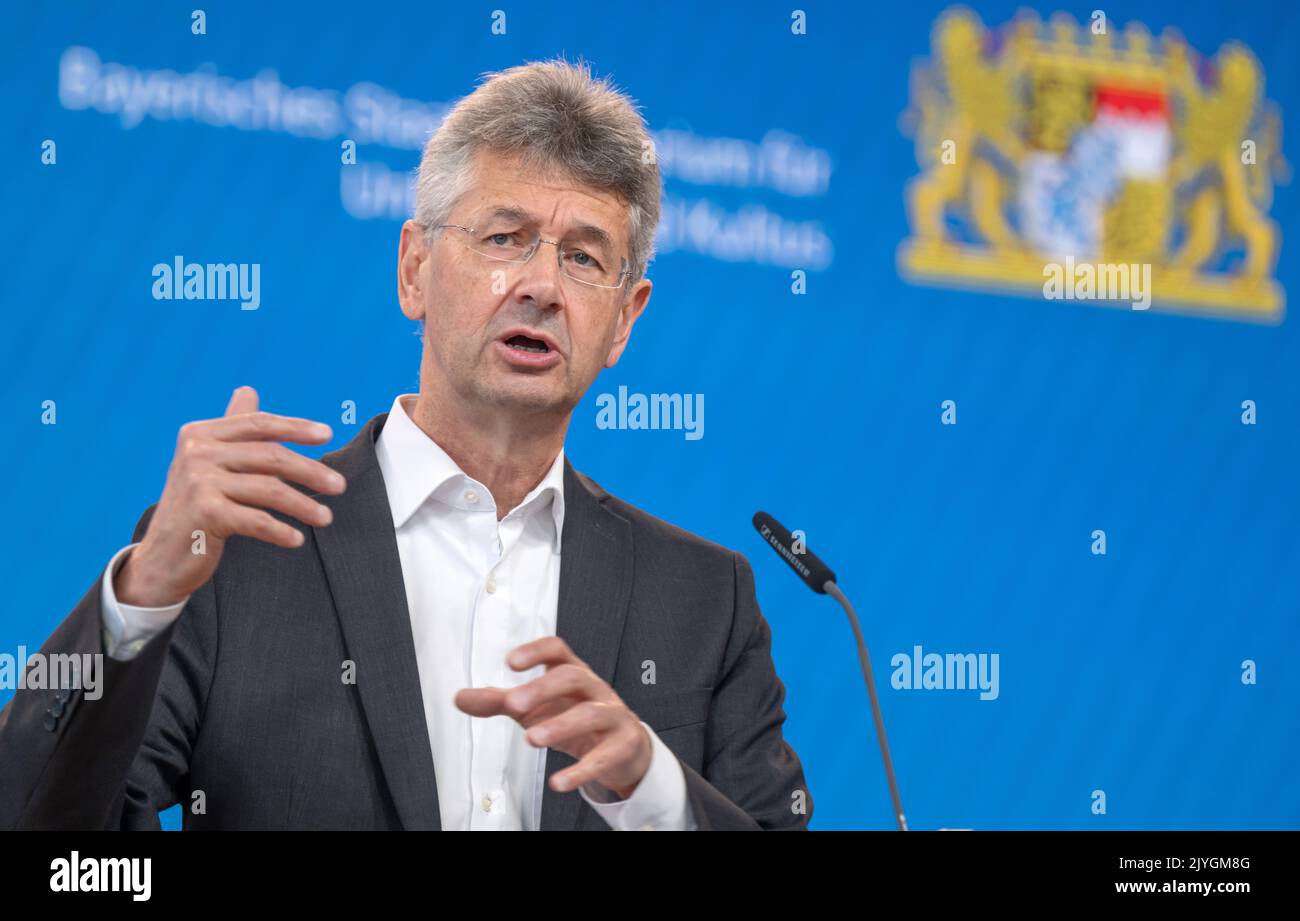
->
xmin=478 ymin=379 xmax=574 ymax=416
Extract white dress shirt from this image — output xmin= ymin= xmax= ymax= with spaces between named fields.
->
xmin=99 ymin=393 xmax=695 ymax=831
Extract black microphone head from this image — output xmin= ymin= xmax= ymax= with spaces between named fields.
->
xmin=752 ymin=511 xmax=837 ymax=594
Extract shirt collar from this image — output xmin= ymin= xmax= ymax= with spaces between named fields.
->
xmin=374 ymin=394 xmax=566 ymax=549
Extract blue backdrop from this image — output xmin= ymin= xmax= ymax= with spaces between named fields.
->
xmin=1 ymin=0 xmax=1296 ymax=830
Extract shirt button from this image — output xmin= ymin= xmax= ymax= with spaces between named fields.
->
xmin=485 ymin=576 xmax=498 ymax=594
xmin=464 ymin=489 xmax=479 ymax=504
xmin=481 ymin=795 xmax=493 ymax=813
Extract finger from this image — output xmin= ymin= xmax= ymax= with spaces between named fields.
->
xmin=503 ymin=664 xmax=606 ymax=718
xmin=550 ymin=734 xmax=633 ymax=793
xmin=224 ymin=385 xmax=259 ymax=417
xmin=507 ymin=636 xmax=582 ymax=672
xmin=454 ymin=686 xmax=509 ymax=718
xmin=455 ymin=685 xmax=587 ymax=726
xmin=215 ymin=500 xmax=307 ymax=549
xmin=218 ymin=472 xmax=334 ymax=528
xmin=515 ymin=693 xmax=586 ymax=731
xmin=525 ymin=700 xmax=619 ymax=751
xmin=212 ymin=441 xmax=346 ymax=496
xmin=202 ymin=411 xmax=334 ymax=446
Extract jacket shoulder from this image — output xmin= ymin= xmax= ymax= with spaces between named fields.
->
xmin=578 ymin=470 xmax=743 ymax=574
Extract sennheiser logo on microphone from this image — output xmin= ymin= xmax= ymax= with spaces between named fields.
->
xmin=758 ymin=523 xmax=812 ymax=579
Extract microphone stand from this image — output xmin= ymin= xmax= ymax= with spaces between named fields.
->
xmin=823 ymin=580 xmax=908 ymax=831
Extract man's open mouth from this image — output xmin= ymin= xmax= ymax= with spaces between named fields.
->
xmin=503 ymin=334 xmax=550 ymax=354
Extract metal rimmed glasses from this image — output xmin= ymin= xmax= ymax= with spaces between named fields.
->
xmin=432 ymin=223 xmax=631 ymax=290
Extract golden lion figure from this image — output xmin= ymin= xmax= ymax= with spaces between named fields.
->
xmin=905 ymin=8 xmax=1031 ymax=250
xmin=1166 ymin=39 xmax=1284 ymax=278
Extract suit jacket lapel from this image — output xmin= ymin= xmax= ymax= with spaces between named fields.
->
xmin=540 ymin=461 xmax=635 ymax=831
xmin=310 ymin=416 xmax=632 ymax=832
xmin=312 ymin=412 xmax=442 ymax=830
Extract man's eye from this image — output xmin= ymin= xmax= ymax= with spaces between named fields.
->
xmin=568 ymin=249 xmax=602 ymax=269
xmin=487 ymin=233 xmax=515 ymax=247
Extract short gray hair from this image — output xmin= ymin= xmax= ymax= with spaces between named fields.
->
xmin=414 ymin=58 xmax=661 ymax=283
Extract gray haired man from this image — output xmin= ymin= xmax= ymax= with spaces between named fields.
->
xmin=0 ymin=60 xmax=812 ymax=831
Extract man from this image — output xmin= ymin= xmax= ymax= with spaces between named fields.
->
xmin=0 ymin=59 xmax=811 ymax=830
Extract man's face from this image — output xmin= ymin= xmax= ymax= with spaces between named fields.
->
xmin=398 ymin=148 xmax=652 ymax=420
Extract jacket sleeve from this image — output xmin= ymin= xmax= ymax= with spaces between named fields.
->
xmin=0 ymin=505 xmax=216 ymax=830
xmin=680 ymin=551 xmax=813 ymax=830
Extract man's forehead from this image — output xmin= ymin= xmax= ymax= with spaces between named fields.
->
xmin=461 ymin=150 xmax=628 ymax=235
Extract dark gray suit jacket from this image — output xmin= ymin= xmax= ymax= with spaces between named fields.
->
xmin=0 ymin=411 xmax=811 ymax=830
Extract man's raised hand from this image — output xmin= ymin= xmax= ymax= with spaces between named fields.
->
xmin=113 ymin=386 xmax=346 ymax=607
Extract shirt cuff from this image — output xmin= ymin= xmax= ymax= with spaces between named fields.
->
xmin=100 ymin=543 xmax=189 ymax=662
xmin=579 ymin=721 xmax=697 ymax=830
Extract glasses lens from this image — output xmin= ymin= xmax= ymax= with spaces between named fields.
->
xmin=460 ymin=228 xmax=533 ymax=263
xmin=561 ymin=248 xmax=621 ymax=288
xmin=450 ymin=226 xmax=624 ymax=289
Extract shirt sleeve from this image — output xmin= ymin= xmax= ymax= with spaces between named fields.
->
xmin=578 ymin=721 xmax=697 ymax=830
xmin=100 ymin=543 xmax=190 ymax=662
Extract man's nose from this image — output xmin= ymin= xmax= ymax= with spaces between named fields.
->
xmin=510 ymin=238 xmax=565 ymax=309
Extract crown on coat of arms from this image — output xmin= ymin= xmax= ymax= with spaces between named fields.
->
xmin=898 ymin=6 xmax=1288 ymax=322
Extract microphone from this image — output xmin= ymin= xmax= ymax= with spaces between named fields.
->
xmin=752 ymin=511 xmax=908 ymax=831
xmin=752 ymin=511 xmax=837 ymax=594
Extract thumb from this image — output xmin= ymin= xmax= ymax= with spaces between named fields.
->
xmin=224 ymin=385 xmax=259 ymax=417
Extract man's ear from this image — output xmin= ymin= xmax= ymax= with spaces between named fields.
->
xmin=398 ymin=220 xmax=429 ymax=322
xmin=604 ymin=278 xmax=652 ymax=368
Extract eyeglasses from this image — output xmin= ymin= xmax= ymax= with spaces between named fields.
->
xmin=431 ymin=223 xmax=631 ymax=290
